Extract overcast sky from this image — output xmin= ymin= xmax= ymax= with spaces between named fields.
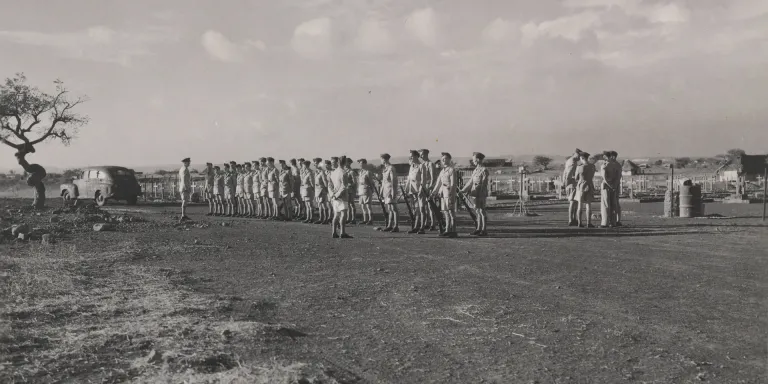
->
xmin=1 ymin=0 xmax=767 ymax=168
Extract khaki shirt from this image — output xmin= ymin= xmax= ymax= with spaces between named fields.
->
xmin=405 ymin=162 xmax=425 ymax=196
xmin=204 ymin=168 xmax=215 ymax=187
xmin=279 ymin=168 xmax=292 ymax=194
xmin=434 ymin=165 xmax=456 ymax=198
xmin=563 ymin=156 xmax=578 ymax=185
xmin=601 ymin=160 xmax=622 ymax=190
xmin=330 ymin=167 xmax=348 ymax=200
xmin=252 ymin=169 xmax=261 ymax=190
xmin=467 ymin=166 xmax=489 ymax=198
xmin=357 ymin=168 xmax=372 ymax=195
xmin=179 ymin=166 xmax=191 ymax=192
xmin=314 ymin=167 xmax=327 ymax=192
xmin=421 ymin=160 xmax=438 ymax=189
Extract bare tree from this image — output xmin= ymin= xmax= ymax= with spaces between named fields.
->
xmin=0 ymin=73 xmax=88 ymax=208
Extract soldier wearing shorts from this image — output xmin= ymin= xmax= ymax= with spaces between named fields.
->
xmin=244 ymin=162 xmax=255 ymax=217
xmin=290 ymin=159 xmax=302 ymax=219
xmin=329 ymin=156 xmax=353 ymax=238
xmin=300 ymin=160 xmax=315 ymax=223
xmin=204 ymin=162 xmax=215 ymax=216
xmin=178 ymin=158 xmax=192 ymax=222
xmin=356 ymin=159 xmax=374 ymax=225
xmin=313 ymin=158 xmax=329 ymax=224
xmin=222 ymin=163 xmax=233 ymax=216
xmin=278 ymin=160 xmax=293 ymax=221
xmin=344 ymin=157 xmax=358 ymax=224
xmin=563 ymin=149 xmax=582 ymax=226
xmin=266 ymin=158 xmax=279 ymax=219
xmin=405 ymin=150 xmax=427 ymax=234
xmin=460 ymin=152 xmax=490 ymax=236
xmin=235 ymin=164 xmax=245 ymax=216
xmin=419 ymin=149 xmax=439 ymax=231
xmin=213 ymin=165 xmax=224 ymax=215
xmin=252 ymin=161 xmax=262 ymax=218
xmin=431 ymin=152 xmax=457 ymax=237
xmin=378 ymin=153 xmax=400 ymax=232
xmin=259 ymin=158 xmax=271 ymax=218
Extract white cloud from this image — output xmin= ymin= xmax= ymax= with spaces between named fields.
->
xmin=482 ymin=18 xmax=518 ymax=43
xmin=201 ymin=30 xmax=265 ymax=63
xmin=646 ymin=3 xmax=690 ymax=24
xmin=291 ymin=17 xmax=332 ymax=60
xmin=522 ymin=12 xmax=602 ymax=43
xmin=0 ymin=25 xmax=179 ymax=66
xmin=405 ymin=8 xmax=437 ymax=47
xmin=355 ymin=19 xmax=395 ymax=54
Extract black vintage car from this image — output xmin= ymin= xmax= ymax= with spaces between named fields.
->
xmin=60 ymin=166 xmax=142 ymax=206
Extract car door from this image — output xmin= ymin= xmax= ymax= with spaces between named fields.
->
xmin=85 ymin=169 xmax=98 ymax=198
xmin=74 ymin=171 xmax=87 ymax=198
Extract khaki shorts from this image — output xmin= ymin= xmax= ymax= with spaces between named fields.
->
xmin=359 ymin=194 xmax=371 ymax=205
xmin=472 ymin=196 xmax=486 ymax=209
xmin=180 ymin=191 xmax=191 ymax=203
xmin=332 ymin=198 xmax=348 ymax=212
xmin=441 ymin=195 xmax=456 ymax=211
xmin=565 ymin=182 xmax=577 ymax=202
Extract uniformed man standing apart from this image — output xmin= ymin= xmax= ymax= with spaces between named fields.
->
xmin=266 ymin=158 xmax=279 ymax=220
xmin=378 ymin=153 xmax=400 ymax=232
xmin=259 ymin=158 xmax=271 ymax=219
xmin=430 ymin=152 xmax=458 ymax=237
xmin=419 ymin=149 xmax=439 ymax=231
xmin=313 ymin=158 xmax=328 ymax=224
xmin=178 ymin=157 xmax=192 ymax=222
xmin=329 ymin=155 xmax=353 ymax=238
xmin=252 ymin=161 xmax=262 ymax=218
xmin=213 ymin=165 xmax=224 ymax=215
xmin=461 ymin=152 xmax=490 ymax=236
xmin=356 ymin=159 xmax=374 ymax=225
xmin=574 ymin=151 xmax=596 ymax=228
xmin=600 ymin=150 xmax=623 ymax=227
xmin=406 ymin=150 xmax=427 ymax=234
xmin=344 ymin=157 xmax=358 ymax=225
xmin=563 ymin=149 xmax=582 ymax=226
xmin=243 ymin=162 xmax=255 ymax=217
xmin=203 ymin=163 xmax=215 ymax=216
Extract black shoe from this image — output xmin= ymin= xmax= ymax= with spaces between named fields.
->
xmin=568 ymin=221 xmax=577 ymax=227
xmin=438 ymin=231 xmax=448 ymax=237
xmin=382 ymin=227 xmax=392 ymax=232
xmin=470 ymin=230 xmax=480 ymax=236
xmin=408 ymin=228 xmax=419 ymax=234
xmin=332 ymin=233 xmax=340 ymax=238
xmin=615 ymin=222 xmax=623 ymax=227
xmin=417 ymin=229 xmax=425 ymax=234
xmin=340 ymin=233 xmax=353 ymax=239
xmin=477 ymin=231 xmax=488 ymax=237
xmin=391 ymin=227 xmax=400 ymax=233
xmin=447 ymin=232 xmax=458 ymax=238
xmin=587 ymin=224 xmax=595 ymax=228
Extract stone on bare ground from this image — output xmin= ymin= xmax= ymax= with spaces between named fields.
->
xmin=41 ymin=234 xmax=54 ymax=244
xmin=17 ymin=233 xmax=27 ymax=241
xmin=11 ymin=224 xmax=30 ymax=237
xmin=93 ymin=223 xmax=115 ymax=232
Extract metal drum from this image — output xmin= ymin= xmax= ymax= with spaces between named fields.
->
xmin=679 ymin=185 xmax=701 ymax=218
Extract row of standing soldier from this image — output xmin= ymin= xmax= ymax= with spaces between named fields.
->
xmin=178 ymin=149 xmax=491 ymax=238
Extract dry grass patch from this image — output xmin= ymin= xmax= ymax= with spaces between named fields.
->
xmin=0 ymin=241 xmax=332 ymax=383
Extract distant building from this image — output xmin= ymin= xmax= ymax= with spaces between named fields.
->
xmin=622 ymin=160 xmax=642 ymax=176
xmin=483 ymin=158 xmax=510 ymax=168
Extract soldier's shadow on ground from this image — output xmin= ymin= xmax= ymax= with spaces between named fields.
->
xmin=479 ymin=228 xmax=716 ymax=238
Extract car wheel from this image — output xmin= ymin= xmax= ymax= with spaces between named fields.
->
xmin=126 ymin=195 xmax=138 ymax=206
xmin=95 ymin=191 xmax=107 ymax=207
xmin=62 ymin=190 xmax=72 ymax=206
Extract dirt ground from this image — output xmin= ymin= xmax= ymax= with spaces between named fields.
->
xmin=1 ymin=197 xmax=766 ymax=383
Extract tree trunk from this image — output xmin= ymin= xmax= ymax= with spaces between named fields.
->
xmin=33 ymin=182 xmax=46 ymax=209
